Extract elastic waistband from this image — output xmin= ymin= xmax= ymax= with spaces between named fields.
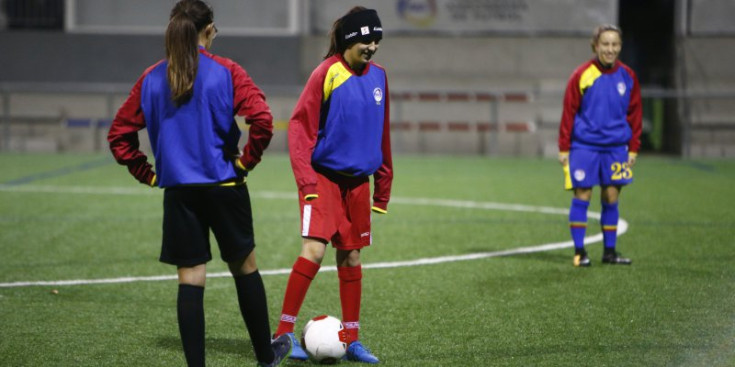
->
xmin=313 ymin=165 xmax=369 ymax=184
xmin=165 ymin=177 xmax=247 ymax=189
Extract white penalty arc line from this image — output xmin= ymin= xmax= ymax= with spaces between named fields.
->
xmin=0 ymin=186 xmax=627 ymax=288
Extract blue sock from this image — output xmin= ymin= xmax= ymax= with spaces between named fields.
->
xmin=601 ymin=201 xmax=619 ymax=253
xmin=569 ymin=198 xmax=590 ymax=254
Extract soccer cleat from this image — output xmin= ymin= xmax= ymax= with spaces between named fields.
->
xmin=258 ymin=333 xmax=292 ymax=367
xmin=602 ymin=252 xmax=632 ymax=265
xmin=573 ymin=252 xmax=591 ymax=267
xmin=282 ymin=332 xmax=308 ymax=361
xmin=345 ymin=341 xmax=380 ymax=364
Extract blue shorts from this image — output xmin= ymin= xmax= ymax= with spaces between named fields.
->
xmin=564 ymin=147 xmax=633 ymax=190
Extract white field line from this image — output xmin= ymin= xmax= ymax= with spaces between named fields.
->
xmin=0 ymin=186 xmax=627 ymax=288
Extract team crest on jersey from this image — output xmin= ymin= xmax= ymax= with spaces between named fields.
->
xmin=574 ymin=169 xmax=586 ymax=182
xmin=373 ymin=87 xmax=383 ymax=105
xmin=617 ymin=82 xmax=626 ymax=96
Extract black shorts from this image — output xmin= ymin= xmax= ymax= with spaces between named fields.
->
xmin=160 ymin=184 xmax=254 ymax=267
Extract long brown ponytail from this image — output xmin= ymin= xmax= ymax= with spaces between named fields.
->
xmin=165 ymin=0 xmax=213 ymax=105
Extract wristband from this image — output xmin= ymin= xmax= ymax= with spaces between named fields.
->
xmin=371 ymin=206 xmax=387 ymax=214
xmin=235 ymin=159 xmax=248 ymax=171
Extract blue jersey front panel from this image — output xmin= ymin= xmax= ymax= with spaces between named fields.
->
xmin=311 ymin=61 xmax=386 ymax=177
xmin=572 ymin=64 xmax=635 ymax=150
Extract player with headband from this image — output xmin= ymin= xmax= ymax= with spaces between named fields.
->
xmin=274 ymin=6 xmax=392 ymax=364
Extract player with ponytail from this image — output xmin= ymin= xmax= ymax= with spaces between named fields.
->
xmin=108 ymin=1 xmax=290 ymax=365
xmin=165 ymin=3 xmax=201 ymax=104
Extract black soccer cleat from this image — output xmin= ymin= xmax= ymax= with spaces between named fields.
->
xmin=601 ymin=252 xmax=632 ymax=265
xmin=259 ymin=333 xmax=292 ymax=367
xmin=573 ymin=252 xmax=591 ymax=267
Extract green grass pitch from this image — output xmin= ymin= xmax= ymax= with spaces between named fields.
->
xmin=1 ymin=153 xmax=733 ymax=366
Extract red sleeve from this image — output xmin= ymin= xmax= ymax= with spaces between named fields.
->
xmin=229 ymin=62 xmax=273 ymax=170
xmin=288 ymin=64 xmax=327 ymax=196
xmin=558 ymin=67 xmax=582 ymax=153
xmin=372 ymin=74 xmax=393 ymax=211
xmin=107 ymin=66 xmax=157 ymax=186
xmin=625 ymin=66 xmax=642 ymax=153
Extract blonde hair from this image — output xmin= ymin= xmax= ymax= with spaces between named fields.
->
xmin=590 ymin=24 xmax=622 ymax=53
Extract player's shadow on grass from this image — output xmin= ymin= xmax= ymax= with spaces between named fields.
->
xmin=156 ymin=335 xmax=256 ymax=358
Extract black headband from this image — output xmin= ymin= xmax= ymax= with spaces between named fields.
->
xmin=338 ymin=9 xmax=382 ymax=48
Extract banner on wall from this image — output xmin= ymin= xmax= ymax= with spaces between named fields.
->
xmin=311 ymin=0 xmax=618 ymax=35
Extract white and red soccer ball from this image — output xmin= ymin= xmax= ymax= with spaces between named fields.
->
xmin=301 ymin=315 xmax=348 ymax=363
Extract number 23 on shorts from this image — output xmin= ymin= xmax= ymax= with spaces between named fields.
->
xmin=610 ymin=162 xmax=633 ymax=180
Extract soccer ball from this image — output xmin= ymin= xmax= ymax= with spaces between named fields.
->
xmin=301 ymin=315 xmax=348 ymax=363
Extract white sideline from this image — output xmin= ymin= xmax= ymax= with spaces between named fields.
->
xmin=0 ymin=186 xmax=627 ymax=288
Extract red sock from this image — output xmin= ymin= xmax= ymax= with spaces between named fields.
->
xmin=338 ymin=265 xmax=362 ymax=343
xmin=275 ymin=257 xmax=320 ymax=336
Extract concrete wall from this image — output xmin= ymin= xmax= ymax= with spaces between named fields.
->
xmin=677 ymin=37 xmax=735 ymax=158
xmin=3 ymin=32 xmax=735 ymax=157
xmin=0 ymin=31 xmax=302 ymax=153
xmin=0 ymin=32 xmax=301 ymax=86
xmin=301 ymin=35 xmax=589 ymax=91
xmin=317 ymin=35 xmax=587 ymax=157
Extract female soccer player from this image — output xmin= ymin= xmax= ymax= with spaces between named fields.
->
xmin=107 ymin=1 xmax=290 ymax=365
xmin=558 ymin=24 xmax=641 ymax=267
xmin=274 ymin=6 xmax=393 ymax=364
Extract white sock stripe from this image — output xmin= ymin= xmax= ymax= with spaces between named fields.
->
xmin=281 ymin=314 xmax=297 ymax=323
xmin=344 ymin=321 xmax=360 ymax=329
xmin=302 ymin=204 xmax=312 ymax=237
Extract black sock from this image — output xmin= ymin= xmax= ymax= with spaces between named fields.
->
xmin=234 ymin=271 xmax=275 ymax=364
xmin=178 ymin=284 xmax=205 ymax=367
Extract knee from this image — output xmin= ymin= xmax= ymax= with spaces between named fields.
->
xmin=337 ymin=249 xmax=361 ymax=267
xmin=601 ymin=186 xmax=621 ymax=204
xmin=301 ymin=238 xmax=327 ymax=264
xmin=228 ymin=251 xmax=258 ymax=276
xmin=602 ymin=197 xmax=619 ymax=205
xmin=178 ymin=264 xmax=207 ymax=287
xmin=574 ymin=188 xmax=593 ymax=201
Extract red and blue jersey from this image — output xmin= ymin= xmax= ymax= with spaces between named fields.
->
xmin=108 ymin=47 xmax=273 ymax=187
xmin=558 ymin=58 xmax=642 ymax=153
xmin=288 ymin=54 xmax=393 ymax=209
